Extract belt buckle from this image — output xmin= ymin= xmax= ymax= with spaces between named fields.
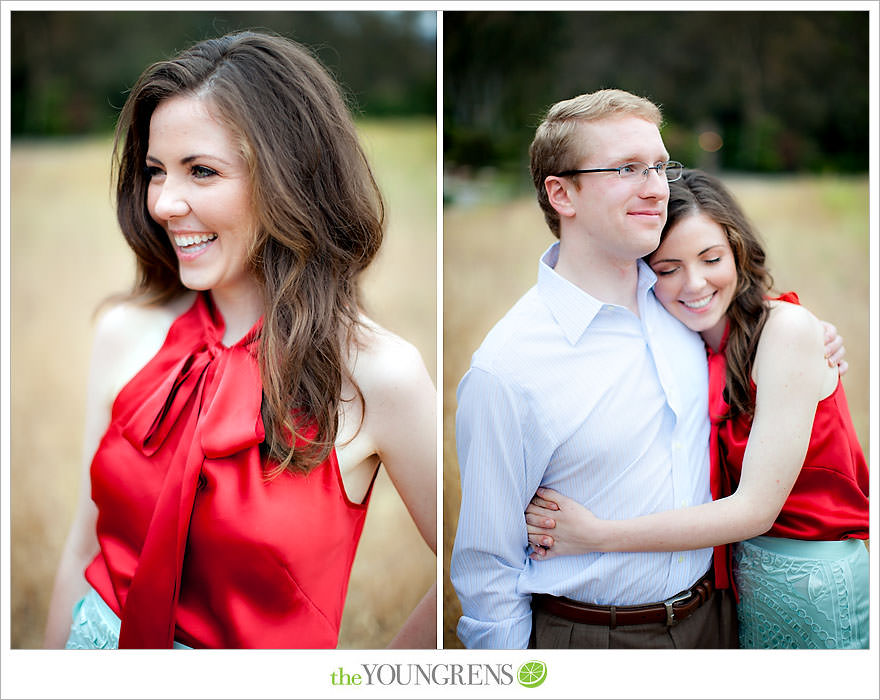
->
xmin=662 ymin=589 xmax=694 ymax=627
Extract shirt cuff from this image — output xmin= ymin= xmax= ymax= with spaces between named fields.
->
xmin=457 ymin=611 xmax=533 ymax=649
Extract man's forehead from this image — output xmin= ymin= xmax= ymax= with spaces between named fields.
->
xmin=575 ymin=116 xmax=667 ymax=161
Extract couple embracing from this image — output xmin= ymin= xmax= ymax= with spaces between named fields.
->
xmin=451 ymin=89 xmax=868 ymax=650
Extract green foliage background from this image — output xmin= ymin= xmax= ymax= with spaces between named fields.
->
xmin=11 ymin=10 xmax=436 ymax=135
xmin=445 ymin=11 xmax=868 ymax=183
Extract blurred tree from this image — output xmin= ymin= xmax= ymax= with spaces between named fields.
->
xmin=444 ymin=10 xmax=868 ymax=179
xmin=11 ymin=10 xmax=436 ymax=136
xmin=444 ymin=12 xmax=567 ymax=171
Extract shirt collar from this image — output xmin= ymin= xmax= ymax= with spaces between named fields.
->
xmin=537 ymin=242 xmax=658 ymax=345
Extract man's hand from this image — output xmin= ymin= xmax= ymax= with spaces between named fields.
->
xmin=822 ymin=321 xmax=848 ymax=375
xmin=526 ymin=488 xmax=605 ymax=559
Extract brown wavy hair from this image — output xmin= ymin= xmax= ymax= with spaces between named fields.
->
xmin=658 ymin=169 xmax=774 ymax=419
xmin=113 ymin=31 xmax=385 ymax=474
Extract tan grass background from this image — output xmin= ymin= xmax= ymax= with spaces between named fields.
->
xmin=442 ymin=175 xmax=871 ymax=648
xmin=9 ymin=118 xmax=437 ymax=649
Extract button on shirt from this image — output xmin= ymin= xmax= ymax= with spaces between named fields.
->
xmin=450 ymin=243 xmax=712 ymax=649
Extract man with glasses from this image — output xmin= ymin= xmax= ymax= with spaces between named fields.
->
xmin=450 ymin=89 xmax=737 ymax=649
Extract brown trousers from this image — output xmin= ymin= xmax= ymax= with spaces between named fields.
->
xmin=529 ymin=588 xmax=738 ymax=649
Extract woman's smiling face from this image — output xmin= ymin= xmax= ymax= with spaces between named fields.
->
xmin=145 ymin=95 xmax=259 ymax=304
xmin=648 ymin=211 xmax=738 ymax=349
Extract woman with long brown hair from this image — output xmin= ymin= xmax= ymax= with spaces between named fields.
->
xmin=43 ymin=31 xmax=436 ymax=649
xmin=526 ymin=169 xmax=868 ymax=649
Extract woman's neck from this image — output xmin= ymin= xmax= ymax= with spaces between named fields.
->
xmin=700 ymin=316 xmax=728 ymax=353
xmin=211 ymin=283 xmax=264 ymax=346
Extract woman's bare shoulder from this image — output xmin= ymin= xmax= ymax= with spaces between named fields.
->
xmin=95 ymin=293 xmax=193 ymax=343
xmin=346 ymin=317 xmax=435 ymax=494
xmin=350 ymin=316 xmax=434 ymax=403
xmin=92 ymin=292 xmax=197 ymax=397
xmin=757 ymin=298 xmax=834 ymax=391
xmin=763 ymin=298 xmax=824 ymax=344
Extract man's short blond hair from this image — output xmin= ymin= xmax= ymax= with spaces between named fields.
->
xmin=529 ymin=89 xmax=663 ymax=237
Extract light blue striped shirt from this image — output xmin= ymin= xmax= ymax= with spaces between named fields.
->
xmin=451 ymin=243 xmax=713 ymax=649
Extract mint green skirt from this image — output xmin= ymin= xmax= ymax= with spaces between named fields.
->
xmin=65 ymin=587 xmax=192 ymax=650
xmin=733 ymin=536 xmax=869 ymax=649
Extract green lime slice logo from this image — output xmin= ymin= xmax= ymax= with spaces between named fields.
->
xmin=517 ymin=660 xmax=547 ymax=688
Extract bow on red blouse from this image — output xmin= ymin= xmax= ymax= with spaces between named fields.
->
xmin=117 ymin=305 xmax=264 ymax=648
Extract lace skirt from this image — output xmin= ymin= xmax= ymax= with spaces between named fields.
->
xmin=733 ymin=536 xmax=869 ymax=649
xmin=65 ymin=587 xmax=192 ymax=649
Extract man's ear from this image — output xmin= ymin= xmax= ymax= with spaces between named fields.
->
xmin=544 ymin=176 xmax=576 ymax=220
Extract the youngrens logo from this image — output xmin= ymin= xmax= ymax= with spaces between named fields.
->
xmin=329 ymin=661 xmax=547 ymax=688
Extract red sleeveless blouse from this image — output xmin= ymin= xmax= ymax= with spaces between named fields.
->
xmin=706 ymin=292 xmax=869 ymax=590
xmin=85 ymin=293 xmax=371 ymax=648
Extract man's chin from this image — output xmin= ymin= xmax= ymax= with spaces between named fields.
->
xmin=635 ymin=234 xmax=663 ymax=259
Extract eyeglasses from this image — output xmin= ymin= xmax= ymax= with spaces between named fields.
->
xmin=557 ymin=160 xmax=684 ymax=182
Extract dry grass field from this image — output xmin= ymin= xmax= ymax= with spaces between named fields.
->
xmin=9 ymin=118 xmax=437 ymax=649
xmin=442 ymin=174 xmax=871 ymax=648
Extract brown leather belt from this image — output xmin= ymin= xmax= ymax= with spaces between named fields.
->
xmin=532 ymin=573 xmax=715 ymax=629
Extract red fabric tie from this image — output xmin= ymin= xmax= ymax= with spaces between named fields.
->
xmin=117 ymin=306 xmax=264 ymax=648
xmin=705 ymin=322 xmax=737 ymax=599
